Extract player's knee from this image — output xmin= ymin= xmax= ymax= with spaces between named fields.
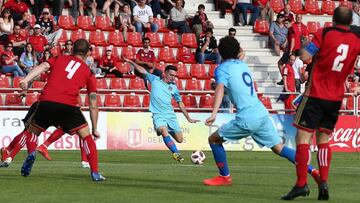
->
xmin=208 ymin=133 xmax=222 ymax=144
xmin=175 ymin=135 xmax=183 ymax=143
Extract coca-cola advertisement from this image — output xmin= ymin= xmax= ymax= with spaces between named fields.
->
xmin=328 ymin=115 xmax=360 ymax=152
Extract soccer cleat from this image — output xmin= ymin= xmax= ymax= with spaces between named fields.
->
xmin=0 ymin=157 xmax=12 ymax=168
xmin=281 ymin=184 xmax=310 ymax=200
xmin=318 ymin=182 xmax=329 ymax=201
xmin=21 ymin=152 xmax=36 ymax=177
xmin=91 ymin=172 xmax=106 ymax=181
xmin=81 ymin=161 xmax=90 ymax=169
xmin=311 ymin=169 xmax=321 ymax=185
xmin=1 ymin=147 xmax=9 ymax=161
xmin=172 ymin=153 xmax=184 ymax=163
xmin=37 ymin=144 xmax=52 ymax=161
xmin=203 ymin=175 xmax=232 ymax=186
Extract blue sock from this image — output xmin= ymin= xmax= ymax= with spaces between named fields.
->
xmin=210 ymin=143 xmax=229 ymax=176
xmin=279 ymin=146 xmax=314 ymax=174
xmin=163 ymin=135 xmax=179 ymax=153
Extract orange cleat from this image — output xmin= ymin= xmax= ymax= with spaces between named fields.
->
xmin=311 ymin=169 xmax=321 ymax=185
xmin=37 ymin=144 xmax=52 ymax=161
xmin=203 ymin=175 xmax=232 ymax=186
xmin=1 ymin=147 xmax=9 ymax=161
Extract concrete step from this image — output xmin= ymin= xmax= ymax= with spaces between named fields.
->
xmin=252 ymin=71 xmax=281 ymax=80
xmin=244 ymin=55 xmax=280 ymax=64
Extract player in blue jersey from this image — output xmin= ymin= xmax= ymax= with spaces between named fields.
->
xmin=123 ymin=57 xmax=200 ymax=162
xmin=203 ymin=36 xmax=321 ymax=186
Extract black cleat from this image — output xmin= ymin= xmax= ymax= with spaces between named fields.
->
xmin=281 ymin=185 xmax=310 ymax=200
xmin=318 ymin=182 xmax=329 ymax=201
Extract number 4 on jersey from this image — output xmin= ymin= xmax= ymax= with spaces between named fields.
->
xmin=332 ymin=44 xmax=349 ymax=72
xmin=65 ymin=60 xmax=81 ymax=79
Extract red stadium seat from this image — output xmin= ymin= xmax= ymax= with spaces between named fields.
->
xmin=306 ymin=21 xmax=321 ymax=34
xmin=70 ymin=29 xmax=86 ymax=42
xmin=115 ymin=62 xmax=131 ymax=74
xmin=123 ymin=93 xmax=141 ymax=107
xmin=57 ymin=30 xmax=68 ymax=44
xmin=190 ymin=64 xmax=208 ymax=79
xmin=185 ymin=78 xmax=202 ymax=91
xmin=163 ymin=32 xmax=181 ymax=47
xmin=142 ymin=94 xmax=150 ymax=107
xmin=323 ymin=22 xmax=333 ymax=28
xmin=173 ymin=62 xmax=189 ymax=79
xmin=12 ymin=77 xmax=23 ymax=88
xmin=77 ymin=15 xmax=96 ymax=31
xmin=259 ymin=96 xmax=277 ymax=113
xmin=321 ymin=0 xmax=335 ymax=15
xmin=339 ymin=0 xmax=352 ymax=9
xmin=174 ymin=78 xmax=184 ymax=90
xmin=176 ymin=47 xmax=196 ymax=63
xmin=129 ymin=77 xmax=146 ymax=90
xmin=95 ymin=16 xmax=115 ymax=31
xmin=96 ymin=78 xmax=108 ymax=89
xmin=25 ymin=92 xmax=39 ymax=106
xmin=0 ymin=76 xmax=10 ymax=88
xmin=50 ymin=46 xmax=62 ymax=57
xmin=127 ymin=32 xmax=142 ymax=46
xmin=155 ymin=62 xmax=167 ymax=72
xmin=58 ymin=15 xmax=77 ymax=30
xmin=181 ymin=94 xmax=197 ymax=108
xmin=199 ymin=94 xmax=214 ymax=108
xmin=208 ymin=64 xmax=218 ymax=78
xmin=32 ymin=81 xmax=45 ymax=88
xmin=270 ymin=0 xmax=285 ymax=13
xmin=5 ymin=93 xmax=23 ymax=106
xmin=304 ymin=0 xmax=322 ymax=14
xmin=0 ymin=95 xmax=3 ymax=106
xmin=203 ymin=79 xmax=215 ymax=91
xmin=181 ymin=33 xmax=197 ymax=48
xmin=110 ymin=78 xmax=127 ymax=89
xmin=89 ymin=30 xmax=107 ymax=46
xmin=158 ymin=47 xmax=176 ymax=63
xmin=85 ymin=94 xmax=103 ymax=107
xmin=104 ymin=93 xmax=121 ymax=107
xmin=121 ymin=46 xmax=137 ymax=60
xmin=108 ymin=31 xmax=126 ymax=46
xmin=90 ymin=45 xmax=101 ymax=61
xmin=254 ymin=19 xmax=270 ymax=35
xmin=153 ymin=18 xmax=170 ymax=32
xmin=288 ymin=0 xmax=304 ymax=14
xmin=145 ymin=32 xmax=163 ymax=47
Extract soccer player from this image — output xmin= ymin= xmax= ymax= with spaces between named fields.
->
xmin=18 ymin=39 xmax=105 ymax=181
xmin=202 ymin=36 xmax=321 ymax=187
xmin=123 ymin=57 xmax=200 ymax=162
xmin=282 ymin=7 xmax=360 ymax=200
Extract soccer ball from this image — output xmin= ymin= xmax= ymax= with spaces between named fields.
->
xmin=190 ymin=150 xmax=206 ymax=165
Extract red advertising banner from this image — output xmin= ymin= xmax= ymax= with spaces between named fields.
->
xmin=328 ymin=115 xmax=360 ymax=152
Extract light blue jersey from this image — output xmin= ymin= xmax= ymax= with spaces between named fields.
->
xmin=215 ymin=59 xmax=269 ymax=120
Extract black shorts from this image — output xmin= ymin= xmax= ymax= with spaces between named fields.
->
xmin=293 ymin=96 xmax=342 ymax=134
xmin=31 ymin=101 xmax=88 ymax=135
xmin=22 ymin=101 xmax=39 ymax=128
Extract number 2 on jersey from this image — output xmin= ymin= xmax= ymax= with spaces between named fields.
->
xmin=65 ymin=60 xmax=81 ymax=79
xmin=242 ymin=72 xmax=254 ymax=96
xmin=331 ymin=44 xmax=349 ymax=72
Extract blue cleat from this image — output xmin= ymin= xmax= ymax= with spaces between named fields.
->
xmin=91 ymin=172 xmax=106 ymax=181
xmin=21 ymin=152 xmax=36 ymax=177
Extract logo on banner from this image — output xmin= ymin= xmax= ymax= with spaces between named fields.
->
xmin=127 ymin=129 xmax=142 ymax=147
xmin=330 ymin=128 xmax=360 ymax=149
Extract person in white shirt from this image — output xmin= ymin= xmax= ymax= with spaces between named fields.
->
xmin=292 ymin=52 xmax=303 ymax=93
xmin=352 ymin=2 xmax=360 ymax=26
xmin=133 ymin=0 xmax=159 ymax=33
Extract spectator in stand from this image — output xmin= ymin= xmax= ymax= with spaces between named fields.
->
xmin=269 ymin=13 xmax=288 ymax=56
xmin=79 ymin=0 xmax=97 ymax=21
xmin=115 ymin=4 xmax=135 ymax=42
xmin=28 ymin=0 xmax=45 ymax=19
xmin=292 ymin=51 xmax=303 ymax=93
xmin=1 ymin=42 xmax=25 ymax=77
xmin=99 ymin=46 xmax=124 ymax=78
xmin=0 ymin=8 xmax=14 ymax=43
xmin=282 ymin=54 xmax=296 ymax=114
xmin=8 ymin=24 xmax=27 ymax=57
xmin=169 ymin=0 xmax=192 ymax=33
xmin=19 ymin=43 xmax=37 ymax=74
xmin=133 ymin=0 xmax=158 ymax=33
xmin=149 ymin=0 xmax=169 ymax=19
xmin=102 ymin=0 xmax=124 ymax=20
xmin=280 ymin=4 xmax=295 ymax=23
xmin=42 ymin=49 xmax=52 ymax=62
xmin=36 ymin=8 xmax=63 ymax=47
xmin=87 ymin=45 xmax=102 ymax=76
xmin=62 ymin=40 xmax=73 ymax=55
xmin=218 ymin=0 xmax=239 ymax=26
xmin=18 ymin=11 xmax=30 ymax=29
xmin=228 ymin=27 xmax=245 ymax=60
xmin=258 ymin=0 xmax=274 ymax=23
xmin=289 ymin=14 xmax=308 ymax=55
xmin=28 ymin=24 xmax=49 ymax=61
xmin=134 ymin=37 xmax=162 ymax=77
xmin=196 ymin=28 xmax=221 ymax=64
xmin=352 ymin=2 xmax=360 ymax=26
xmin=192 ymin=4 xmax=210 ymax=40
xmin=3 ymin=0 xmax=29 ymax=23
xmin=235 ymin=0 xmax=259 ymax=26
xmin=276 ymin=18 xmax=292 ymax=85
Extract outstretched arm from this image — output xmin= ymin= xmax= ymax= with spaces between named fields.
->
xmin=178 ymin=102 xmax=200 ymax=123
xmin=123 ymin=57 xmax=147 ymax=75
xmin=205 ymin=83 xmax=224 ymax=126
xmin=88 ymin=92 xmax=100 ymax=139
xmin=20 ymin=62 xmax=50 ymax=90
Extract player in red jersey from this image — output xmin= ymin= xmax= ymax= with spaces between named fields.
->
xmin=282 ymin=7 xmax=360 ymax=201
xmin=18 ymin=39 xmax=105 ymax=181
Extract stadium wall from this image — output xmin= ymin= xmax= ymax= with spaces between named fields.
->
xmin=0 ymin=111 xmax=359 ymax=152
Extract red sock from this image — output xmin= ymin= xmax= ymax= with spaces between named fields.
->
xmin=7 ymin=131 xmax=25 ymax=151
xmin=317 ymin=143 xmax=332 ymax=183
xmin=24 ymin=130 xmax=38 ymax=154
xmin=79 ymin=137 xmax=88 ymax=162
xmin=83 ymin=135 xmax=98 ymax=173
xmin=9 ymin=131 xmax=27 ymax=159
xmin=295 ymin=144 xmax=310 ymax=187
xmin=43 ymin=128 xmax=65 ymax=147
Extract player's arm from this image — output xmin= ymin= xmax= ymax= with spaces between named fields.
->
xmin=123 ymin=57 xmax=147 ymax=75
xmin=300 ymin=30 xmax=321 ymax=63
xmin=178 ymin=102 xmax=200 ymax=123
xmin=88 ymin=92 xmax=100 ymax=139
xmin=20 ymin=62 xmax=50 ymax=90
xmin=205 ymin=83 xmax=224 ymax=126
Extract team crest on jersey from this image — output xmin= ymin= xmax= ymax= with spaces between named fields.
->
xmin=168 ymin=86 xmax=173 ymax=91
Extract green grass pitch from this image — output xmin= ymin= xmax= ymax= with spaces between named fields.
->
xmin=0 ymin=151 xmax=359 ymax=203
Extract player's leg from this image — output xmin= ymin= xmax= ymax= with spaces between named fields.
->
xmin=316 ymin=131 xmax=331 ymax=201
xmin=168 ymin=117 xmax=185 ymax=162
xmin=21 ymin=124 xmax=43 ymax=177
xmin=37 ymin=128 xmax=65 ymax=161
xmin=79 ymin=136 xmax=90 ymax=168
xmin=0 ymin=130 xmax=27 ymax=167
xmin=157 ymin=126 xmax=183 ymax=162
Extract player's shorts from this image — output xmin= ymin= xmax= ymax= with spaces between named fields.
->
xmin=22 ymin=101 xmax=39 ymax=128
xmin=294 ymin=96 xmax=342 ymax=134
xmin=152 ymin=113 xmax=181 ymax=136
xmin=218 ymin=116 xmax=281 ymax=148
xmin=30 ymin=101 xmax=88 ymax=134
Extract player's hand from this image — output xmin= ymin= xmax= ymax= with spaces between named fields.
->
xmin=188 ymin=118 xmax=200 ymax=123
xmin=92 ymin=130 xmax=100 ymax=140
xmin=18 ymin=90 xmax=27 ymax=98
xmin=205 ymin=114 xmax=216 ymax=126
xmin=19 ymin=80 xmax=29 ymax=90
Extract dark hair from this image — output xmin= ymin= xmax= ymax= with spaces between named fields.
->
xmin=73 ymin=39 xmax=89 ymax=57
xmin=142 ymin=37 xmax=150 ymax=43
xmin=165 ymin=65 xmax=178 ymax=72
xmin=198 ymin=4 xmax=205 ymax=10
xmin=218 ymin=36 xmax=240 ymax=60
xmin=333 ymin=6 xmax=352 ymax=26
xmin=5 ymin=41 xmax=13 ymax=47
xmin=205 ymin=28 xmax=213 ymax=34
xmin=1 ymin=8 xmax=12 ymax=20
xmin=228 ymin=27 xmax=236 ymax=33
xmin=43 ymin=49 xmax=52 ymax=60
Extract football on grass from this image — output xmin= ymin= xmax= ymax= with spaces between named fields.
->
xmin=191 ymin=150 xmax=206 ymax=164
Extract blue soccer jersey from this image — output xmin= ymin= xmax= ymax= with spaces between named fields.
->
xmin=145 ymin=72 xmax=182 ymax=114
xmin=215 ymin=59 xmax=269 ymax=120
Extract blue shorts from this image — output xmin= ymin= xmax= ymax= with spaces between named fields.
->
xmin=152 ymin=113 xmax=181 ymax=135
xmin=218 ymin=116 xmax=281 ymax=148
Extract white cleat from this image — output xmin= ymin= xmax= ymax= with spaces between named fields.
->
xmin=81 ymin=161 xmax=90 ymax=169
xmin=0 ymin=157 xmax=12 ymax=168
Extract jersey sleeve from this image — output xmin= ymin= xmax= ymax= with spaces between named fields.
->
xmin=145 ymin=72 xmax=157 ymax=82
xmin=86 ymin=74 xmax=97 ymax=94
xmin=46 ymin=57 xmax=56 ymax=70
xmin=215 ymin=66 xmax=229 ymax=87
xmin=283 ymin=66 xmax=289 ymax=76
xmin=172 ymin=86 xmax=182 ymax=102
